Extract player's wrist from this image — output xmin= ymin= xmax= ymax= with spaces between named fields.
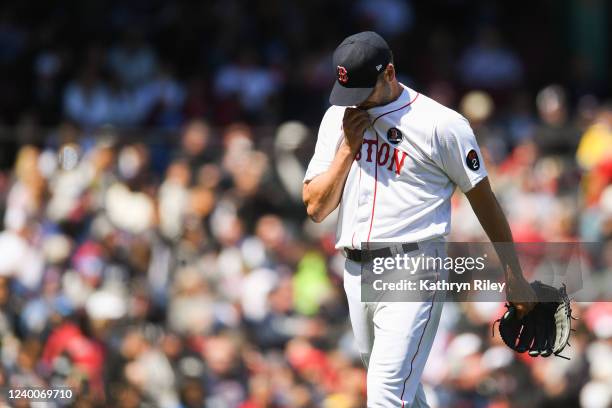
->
xmin=339 ymin=139 xmax=359 ymax=157
xmin=504 ymin=264 xmax=526 ymax=281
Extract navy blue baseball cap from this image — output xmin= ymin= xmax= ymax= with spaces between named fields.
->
xmin=329 ymin=31 xmax=393 ymax=106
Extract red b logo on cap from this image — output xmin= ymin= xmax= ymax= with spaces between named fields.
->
xmin=337 ymin=66 xmax=348 ymax=84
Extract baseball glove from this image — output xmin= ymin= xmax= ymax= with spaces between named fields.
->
xmin=494 ymin=281 xmax=573 ymax=359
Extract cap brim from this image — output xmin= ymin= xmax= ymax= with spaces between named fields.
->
xmin=329 ymin=82 xmax=374 ymax=106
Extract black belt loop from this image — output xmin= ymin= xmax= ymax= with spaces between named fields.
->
xmin=344 ymin=243 xmax=419 ymax=263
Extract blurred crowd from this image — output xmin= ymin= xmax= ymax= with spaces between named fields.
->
xmin=0 ymin=0 xmax=610 ymax=133
xmin=0 ymin=0 xmax=612 ymax=407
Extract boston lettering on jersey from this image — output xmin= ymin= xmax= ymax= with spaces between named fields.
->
xmin=354 ymin=138 xmax=408 ymax=175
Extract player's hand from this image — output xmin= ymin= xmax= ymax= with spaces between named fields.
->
xmin=505 ymin=268 xmax=537 ymax=319
xmin=342 ymin=108 xmax=369 ymax=153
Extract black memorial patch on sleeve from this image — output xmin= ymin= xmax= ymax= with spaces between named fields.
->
xmin=466 ymin=149 xmax=480 ymax=171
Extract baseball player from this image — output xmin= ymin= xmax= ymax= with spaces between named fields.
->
xmin=302 ymin=32 xmax=537 ymax=407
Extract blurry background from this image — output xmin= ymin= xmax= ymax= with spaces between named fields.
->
xmin=0 ymin=0 xmax=611 ymax=407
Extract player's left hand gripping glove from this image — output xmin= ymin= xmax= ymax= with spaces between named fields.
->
xmin=494 ymin=281 xmax=573 ymax=358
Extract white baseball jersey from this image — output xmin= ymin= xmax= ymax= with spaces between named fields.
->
xmin=304 ymin=83 xmax=488 ymax=249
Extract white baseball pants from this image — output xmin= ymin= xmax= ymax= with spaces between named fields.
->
xmin=343 ymin=242 xmax=446 ymax=407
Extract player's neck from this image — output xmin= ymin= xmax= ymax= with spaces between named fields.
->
xmin=378 ymin=81 xmax=403 ymax=108
xmin=388 ymin=81 xmax=403 ymax=102
xmin=359 ymin=80 xmax=403 ymax=110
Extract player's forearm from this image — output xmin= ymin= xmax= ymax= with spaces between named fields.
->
xmin=467 ymin=179 xmax=535 ymax=313
xmin=480 ymin=196 xmax=524 ymax=278
xmin=476 ymin=192 xmax=514 ymax=243
xmin=303 ymin=143 xmax=355 ymax=223
xmin=466 ymin=179 xmax=523 ymax=278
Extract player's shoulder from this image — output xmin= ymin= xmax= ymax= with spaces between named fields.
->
xmin=411 ymin=91 xmax=471 ymax=139
xmin=413 ymin=91 xmax=467 ymax=128
xmin=320 ymin=104 xmax=346 ymax=127
xmin=316 ymin=105 xmax=345 ymax=143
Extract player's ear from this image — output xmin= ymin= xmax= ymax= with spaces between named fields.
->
xmin=385 ymin=64 xmax=395 ymax=82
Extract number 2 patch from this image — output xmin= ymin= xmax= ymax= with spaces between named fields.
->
xmin=466 ymin=149 xmax=480 ymax=171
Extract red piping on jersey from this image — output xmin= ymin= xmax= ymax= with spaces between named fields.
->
xmin=365 ymin=135 xmax=379 ymax=248
xmin=399 ymin=265 xmax=438 ymax=407
xmin=365 ymin=92 xmax=418 ymax=247
xmin=372 ymin=92 xmax=420 ymax=126
xmin=352 ymin=156 xmax=363 ymax=249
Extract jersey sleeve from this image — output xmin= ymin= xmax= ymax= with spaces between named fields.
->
xmin=432 ymin=114 xmax=488 ymax=193
xmin=303 ymin=107 xmax=344 ymax=183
